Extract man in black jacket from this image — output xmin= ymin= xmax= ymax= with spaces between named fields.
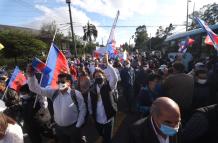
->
xmin=128 ymin=97 xmax=181 ymax=143
xmin=120 ymin=60 xmax=135 ymax=112
xmin=181 ymin=104 xmax=218 ymax=143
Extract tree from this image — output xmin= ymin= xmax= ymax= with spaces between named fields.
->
xmin=134 ymin=25 xmax=149 ymax=50
xmin=150 ymin=24 xmax=175 ymax=51
xmin=0 ymin=29 xmax=47 ymax=64
xmin=83 ymin=22 xmax=98 ymax=43
xmin=156 ymin=24 xmax=175 ymax=39
xmin=155 ymin=26 xmax=165 ymax=38
xmin=189 ymin=3 xmax=218 ymax=30
xmin=39 ymin=21 xmax=65 ymax=47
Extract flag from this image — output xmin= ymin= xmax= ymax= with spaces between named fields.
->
xmin=205 ymin=35 xmax=218 ymax=46
xmin=8 ymin=66 xmax=27 ymax=92
xmin=32 ymin=57 xmax=51 ymax=75
xmin=106 ymin=10 xmax=119 ymax=58
xmin=107 ymin=36 xmax=117 ymax=58
xmin=0 ymin=43 xmax=4 ymax=50
xmin=178 ymin=37 xmax=194 ymax=53
xmin=195 ymin=17 xmax=218 ymax=50
xmin=41 ymin=43 xmax=69 ymax=88
xmin=123 ymin=50 xmax=127 ymax=61
xmin=94 ymin=47 xmax=108 ymax=58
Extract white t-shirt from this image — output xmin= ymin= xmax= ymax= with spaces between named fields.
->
xmin=0 ymin=123 xmax=23 ymax=143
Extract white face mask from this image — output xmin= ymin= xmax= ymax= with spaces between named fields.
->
xmin=143 ymin=66 xmax=149 ymax=71
xmin=20 ymin=94 xmax=29 ymax=99
xmin=126 ymin=64 xmax=130 ymax=68
xmin=197 ymin=79 xmax=207 ymax=84
xmin=58 ymin=83 xmax=68 ymax=91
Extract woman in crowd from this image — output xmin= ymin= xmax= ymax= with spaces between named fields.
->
xmin=0 ymin=112 xmax=23 ymax=143
xmin=136 ymin=73 xmax=162 ymax=117
xmin=88 ymin=54 xmax=117 ymax=143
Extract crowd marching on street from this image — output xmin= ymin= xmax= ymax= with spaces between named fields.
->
xmin=0 ymin=50 xmax=218 ymax=143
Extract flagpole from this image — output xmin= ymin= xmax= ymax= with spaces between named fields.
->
xmin=106 ymin=10 xmax=120 ymax=47
xmin=33 ymin=28 xmax=58 ymax=108
xmin=1 ymin=86 xmax=8 ymax=100
xmin=1 ymin=66 xmax=18 ymax=100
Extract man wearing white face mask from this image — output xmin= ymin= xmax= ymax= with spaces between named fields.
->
xmin=128 ymin=97 xmax=181 ymax=143
xmin=120 ymin=60 xmax=135 ymax=112
xmin=27 ymin=65 xmax=86 ymax=143
xmin=192 ymin=64 xmax=210 ymax=110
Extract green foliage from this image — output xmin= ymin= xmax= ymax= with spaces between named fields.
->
xmin=83 ymin=22 xmax=98 ymax=42
xmin=134 ymin=25 xmax=149 ymax=50
xmin=189 ymin=3 xmax=218 ymax=30
xmin=156 ymin=24 xmax=175 ymax=39
xmin=39 ymin=21 xmax=65 ymax=47
xmin=84 ymin=43 xmax=96 ymax=54
xmin=145 ymin=23 xmax=175 ymax=52
xmin=146 ymin=37 xmax=165 ymax=51
xmin=0 ymin=29 xmax=48 ymax=61
xmin=121 ymin=42 xmax=129 ymax=51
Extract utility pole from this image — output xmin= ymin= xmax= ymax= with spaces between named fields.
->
xmin=149 ymin=33 xmax=152 ymax=51
xmin=66 ymin=0 xmax=77 ymax=57
xmin=186 ymin=0 xmax=191 ymax=31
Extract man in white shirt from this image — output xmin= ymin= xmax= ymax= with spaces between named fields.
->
xmin=27 ymin=66 xmax=86 ymax=143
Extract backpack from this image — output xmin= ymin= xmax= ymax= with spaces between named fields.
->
xmin=51 ymin=90 xmax=79 ymax=113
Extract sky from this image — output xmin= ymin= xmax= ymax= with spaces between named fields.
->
xmin=0 ymin=0 xmax=217 ymax=46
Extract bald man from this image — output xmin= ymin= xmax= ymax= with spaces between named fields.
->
xmin=128 ymin=97 xmax=181 ymax=143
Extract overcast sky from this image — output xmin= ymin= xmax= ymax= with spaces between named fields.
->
xmin=0 ymin=0 xmax=217 ymax=45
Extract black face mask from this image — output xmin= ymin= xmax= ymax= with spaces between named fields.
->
xmin=95 ymin=77 xmax=104 ymax=84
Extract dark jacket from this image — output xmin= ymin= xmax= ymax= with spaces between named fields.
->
xmin=120 ymin=67 xmax=135 ymax=89
xmin=134 ymin=68 xmax=149 ymax=95
xmin=192 ymin=82 xmax=210 ymax=110
xmin=182 ymin=104 xmax=218 ymax=143
xmin=136 ymin=86 xmax=158 ymax=116
xmin=90 ymin=81 xmax=117 ymax=121
xmin=163 ymin=73 xmax=194 ymax=113
xmin=128 ymin=116 xmax=181 ymax=143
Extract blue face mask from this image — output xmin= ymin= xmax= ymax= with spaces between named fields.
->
xmin=160 ymin=124 xmax=179 ymax=136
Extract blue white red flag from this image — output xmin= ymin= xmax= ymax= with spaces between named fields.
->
xmin=195 ymin=17 xmax=218 ymax=50
xmin=178 ymin=37 xmax=194 ymax=53
xmin=32 ymin=57 xmax=51 ymax=75
xmin=8 ymin=66 xmax=27 ymax=92
xmin=106 ymin=10 xmax=120 ymax=58
xmin=41 ymin=43 xmax=69 ymax=88
xmin=106 ymin=30 xmax=117 ymax=58
xmin=205 ymin=35 xmax=218 ymax=47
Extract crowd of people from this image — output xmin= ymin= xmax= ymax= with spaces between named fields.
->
xmin=0 ymin=51 xmax=218 ymax=143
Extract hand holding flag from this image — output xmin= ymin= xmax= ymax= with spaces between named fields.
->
xmin=32 ymin=57 xmax=51 ymax=75
xmin=8 ymin=66 xmax=27 ymax=92
xmin=41 ymin=43 xmax=69 ymax=88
